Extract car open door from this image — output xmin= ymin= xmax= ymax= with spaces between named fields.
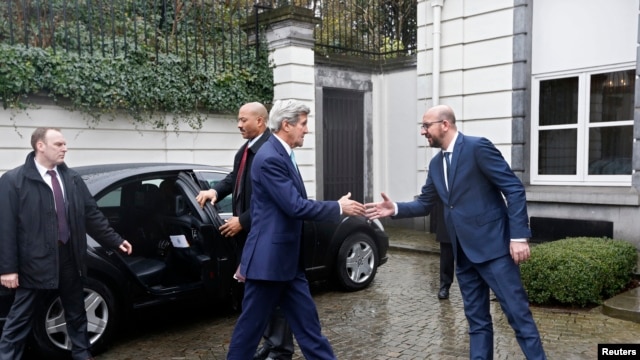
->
xmin=175 ymin=172 xmax=237 ymax=301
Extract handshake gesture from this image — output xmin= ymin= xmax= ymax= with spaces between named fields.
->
xmin=336 ymin=192 xmax=397 ymax=219
xmin=337 ymin=192 xmax=366 ymax=217
xmin=333 ymin=191 xmax=401 ymax=221
xmin=364 ymin=192 xmax=395 ymax=220
xmin=197 ymin=188 xmax=372 ymax=219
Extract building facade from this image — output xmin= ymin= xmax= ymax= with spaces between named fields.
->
xmin=404 ymin=0 xmax=639 ymax=245
xmin=1 ymin=0 xmax=638 ymax=248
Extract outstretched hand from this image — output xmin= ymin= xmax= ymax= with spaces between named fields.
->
xmin=364 ymin=192 xmax=395 ymax=220
xmin=338 ymin=192 xmax=366 ymax=217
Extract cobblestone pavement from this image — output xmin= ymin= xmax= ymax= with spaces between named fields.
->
xmin=93 ymin=227 xmax=640 ymax=360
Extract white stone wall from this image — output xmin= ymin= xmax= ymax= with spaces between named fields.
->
xmin=418 ymin=0 xmax=517 ymax=164
xmin=0 ymin=105 xmax=241 ymax=175
xmin=531 ymin=0 xmax=637 ymax=75
xmin=266 ymin=17 xmax=318 ymax=198
xmin=370 ymin=69 xmax=420 ymax=205
xmin=412 ymin=0 xmax=640 ymax=246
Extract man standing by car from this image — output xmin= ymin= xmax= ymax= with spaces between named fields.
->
xmin=226 ymin=99 xmax=366 ymax=360
xmin=0 ymin=127 xmax=133 ymax=360
xmin=196 ymin=102 xmax=295 ymax=360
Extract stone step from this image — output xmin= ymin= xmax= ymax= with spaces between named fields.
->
xmin=602 ymin=287 xmax=640 ymax=323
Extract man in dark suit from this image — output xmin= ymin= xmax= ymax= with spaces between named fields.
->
xmin=365 ymin=105 xmax=546 ymax=360
xmin=226 ymin=99 xmax=365 ymax=360
xmin=0 ymin=127 xmax=133 ymax=360
xmin=432 ymin=198 xmax=454 ymax=300
xmin=196 ymin=102 xmax=294 ymax=360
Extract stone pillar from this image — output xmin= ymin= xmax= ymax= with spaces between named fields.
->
xmin=246 ymin=6 xmax=320 ymax=197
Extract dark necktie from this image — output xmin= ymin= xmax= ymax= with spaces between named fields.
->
xmin=234 ymin=145 xmax=249 ymax=201
xmin=443 ymin=152 xmax=452 ymax=191
xmin=48 ymin=170 xmax=70 ymax=243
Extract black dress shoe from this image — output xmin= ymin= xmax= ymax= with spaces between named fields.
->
xmin=254 ymin=345 xmax=270 ymax=360
xmin=437 ymin=288 xmax=449 ymax=299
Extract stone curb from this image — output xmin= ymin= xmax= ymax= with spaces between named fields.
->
xmin=388 ymin=243 xmax=439 ymax=255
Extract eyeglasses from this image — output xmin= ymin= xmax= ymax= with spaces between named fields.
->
xmin=420 ymin=120 xmax=444 ymax=130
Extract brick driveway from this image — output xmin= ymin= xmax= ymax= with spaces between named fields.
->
xmin=90 ymin=228 xmax=640 ymax=359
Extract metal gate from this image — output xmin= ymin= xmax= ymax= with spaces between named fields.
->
xmin=322 ymin=88 xmax=364 ymax=202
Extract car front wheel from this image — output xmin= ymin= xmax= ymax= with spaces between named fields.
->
xmin=31 ymin=278 xmax=117 ymax=359
xmin=335 ymin=232 xmax=378 ymax=291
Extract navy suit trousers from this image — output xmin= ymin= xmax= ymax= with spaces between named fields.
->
xmin=456 ymin=245 xmax=546 ymax=360
xmin=227 ymin=270 xmax=335 ymax=360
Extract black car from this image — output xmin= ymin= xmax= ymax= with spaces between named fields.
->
xmin=0 ymin=163 xmax=388 ymax=358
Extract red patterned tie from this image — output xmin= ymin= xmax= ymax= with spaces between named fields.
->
xmin=48 ymin=170 xmax=70 ymax=243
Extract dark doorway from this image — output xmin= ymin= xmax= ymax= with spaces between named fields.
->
xmin=322 ymin=88 xmax=364 ymax=202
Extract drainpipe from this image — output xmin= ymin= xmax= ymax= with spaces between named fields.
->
xmin=431 ymin=0 xmax=443 ymax=106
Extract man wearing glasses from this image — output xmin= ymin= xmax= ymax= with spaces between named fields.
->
xmin=366 ymin=105 xmax=546 ymax=360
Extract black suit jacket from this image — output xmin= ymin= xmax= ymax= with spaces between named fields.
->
xmin=432 ymin=198 xmax=451 ymax=244
xmin=213 ymin=129 xmax=271 ymax=240
xmin=0 ymin=152 xmax=124 ymax=288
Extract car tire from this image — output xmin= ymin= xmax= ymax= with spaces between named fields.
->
xmin=335 ymin=232 xmax=378 ymax=291
xmin=31 ymin=278 xmax=118 ymax=359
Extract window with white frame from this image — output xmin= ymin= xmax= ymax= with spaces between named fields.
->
xmin=531 ymin=68 xmax=634 ymax=185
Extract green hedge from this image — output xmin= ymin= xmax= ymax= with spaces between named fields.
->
xmin=0 ymin=44 xmax=273 ymax=129
xmin=520 ymin=237 xmax=637 ymax=307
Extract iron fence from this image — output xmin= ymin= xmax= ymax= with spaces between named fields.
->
xmin=313 ymin=0 xmax=417 ymax=60
xmin=0 ymin=0 xmax=416 ymax=69
xmin=260 ymin=0 xmax=417 ymax=60
xmin=0 ymin=0 xmax=271 ymax=72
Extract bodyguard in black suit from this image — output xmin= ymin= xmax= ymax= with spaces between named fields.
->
xmin=432 ymin=198 xmax=454 ymax=300
xmin=196 ymin=102 xmax=294 ymax=360
xmin=0 ymin=127 xmax=133 ymax=360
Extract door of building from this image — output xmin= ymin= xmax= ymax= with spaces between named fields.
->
xmin=322 ymin=88 xmax=364 ymax=202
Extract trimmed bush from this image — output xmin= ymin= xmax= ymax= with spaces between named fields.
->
xmin=520 ymin=237 xmax=637 ymax=307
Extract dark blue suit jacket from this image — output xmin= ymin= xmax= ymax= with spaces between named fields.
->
xmin=396 ymin=133 xmax=531 ymax=263
xmin=240 ymin=135 xmax=340 ymax=281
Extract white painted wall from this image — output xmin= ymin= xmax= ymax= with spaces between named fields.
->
xmin=0 ymin=105 xmax=241 ymax=175
xmin=532 ymin=0 xmax=638 ymax=75
xmin=371 ymin=69 xmax=419 ymax=204
xmin=266 ymin=19 xmax=318 ymax=198
xmin=416 ymin=0 xmax=517 ymax=171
